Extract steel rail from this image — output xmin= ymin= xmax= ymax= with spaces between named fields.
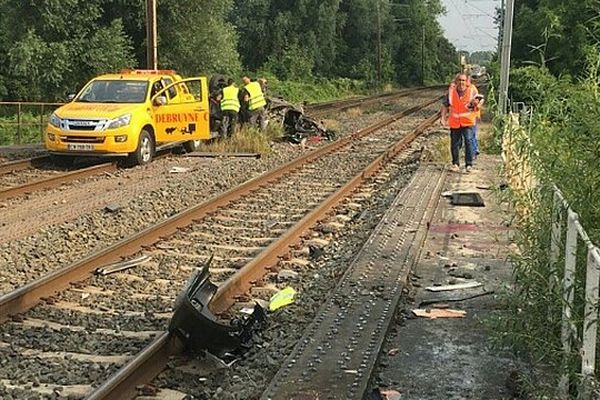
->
xmin=0 ymin=162 xmax=118 ymax=202
xmin=85 ymin=109 xmax=441 ymax=400
xmin=0 ymin=95 xmax=442 ymax=323
xmin=0 ymin=142 xmax=186 ymax=200
xmin=0 ymin=155 xmax=51 ymax=175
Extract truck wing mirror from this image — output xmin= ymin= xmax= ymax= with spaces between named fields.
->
xmin=66 ymin=94 xmax=76 ymax=102
xmin=153 ymin=95 xmax=167 ymax=106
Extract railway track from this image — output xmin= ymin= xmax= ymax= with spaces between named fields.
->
xmin=305 ymin=85 xmax=445 ymax=116
xmin=0 ymin=141 xmax=190 ymax=202
xmin=0 ymin=92 xmax=443 ymax=399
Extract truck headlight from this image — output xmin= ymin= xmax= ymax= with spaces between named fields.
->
xmin=47 ymin=133 xmax=56 ymax=141
xmin=49 ymin=113 xmax=62 ymax=128
xmin=107 ymin=114 xmax=131 ymax=129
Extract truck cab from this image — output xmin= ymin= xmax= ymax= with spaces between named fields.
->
xmin=45 ymin=69 xmax=210 ymax=166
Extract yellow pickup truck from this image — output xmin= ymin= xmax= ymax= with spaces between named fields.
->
xmin=45 ymin=69 xmax=210 ymax=166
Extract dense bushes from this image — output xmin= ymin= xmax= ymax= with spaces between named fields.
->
xmin=494 ymin=60 xmax=600 ymax=395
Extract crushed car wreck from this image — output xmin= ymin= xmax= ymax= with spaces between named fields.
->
xmin=168 ymin=256 xmax=266 ymax=356
xmin=267 ymin=97 xmax=337 ymax=143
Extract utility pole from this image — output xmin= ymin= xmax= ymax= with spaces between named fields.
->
xmin=498 ymin=0 xmax=515 ymax=114
xmin=497 ymin=0 xmax=504 ymax=55
xmin=146 ymin=0 xmax=158 ymax=69
xmin=376 ymin=0 xmax=382 ymax=84
xmin=421 ymin=26 xmax=425 ymax=85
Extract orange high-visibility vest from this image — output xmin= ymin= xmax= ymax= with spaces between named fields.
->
xmin=448 ymin=84 xmax=478 ymax=128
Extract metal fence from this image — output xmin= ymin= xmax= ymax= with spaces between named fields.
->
xmin=0 ymin=101 xmax=64 ymax=145
xmin=504 ymin=112 xmax=600 ymax=399
xmin=552 ymin=187 xmax=600 ymax=399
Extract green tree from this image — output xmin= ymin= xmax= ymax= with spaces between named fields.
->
xmin=511 ymin=0 xmax=600 ymax=77
xmin=0 ymin=0 xmax=134 ymax=101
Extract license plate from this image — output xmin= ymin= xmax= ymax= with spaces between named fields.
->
xmin=67 ymin=143 xmax=94 ymax=151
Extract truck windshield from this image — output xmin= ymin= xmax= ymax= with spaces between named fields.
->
xmin=77 ymin=80 xmax=149 ymax=103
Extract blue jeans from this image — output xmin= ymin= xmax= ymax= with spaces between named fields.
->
xmin=471 ymin=124 xmax=479 ymax=156
xmin=450 ymin=126 xmax=473 ymax=167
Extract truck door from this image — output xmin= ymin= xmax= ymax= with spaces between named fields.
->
xmin=152 ymin=77 xmax=210 ymax=143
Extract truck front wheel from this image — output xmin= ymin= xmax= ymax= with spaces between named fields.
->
xmin=128 ymin=130 xmax=154 ymax=166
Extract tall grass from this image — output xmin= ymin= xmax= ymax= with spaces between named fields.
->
xmin=0 ymin=113 xmax=48 ymax=145
xmin=491 ymin=56 xmax=600 ymax=396
xmin=197 ymin=123 xmax=284 ymax=154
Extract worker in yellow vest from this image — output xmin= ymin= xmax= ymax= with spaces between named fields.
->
xmin=441 ymin=73 xmax=481 ymax=173
xmin=219 ymin=78 xmax=241 ymax=138
xmin=241 ymin=76 xmax=268 ymax=131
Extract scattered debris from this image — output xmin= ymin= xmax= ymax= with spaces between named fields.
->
xmin=104 ymin=203 xmax=122 ymax=213
xmin=269 ymin=287 xmax=297 ymax=312
xmin=450 ymin=192 xmax=485 ymax=207
xmin=136 ymin=383 xmax=158 ymax=396
xmin=169 ymin=166 xmax=191 ymax=174
xmin=419 ymin=291 xmax=495 ymax=307
xmin=267 ymin=97 xmax=337 ymax=143
xmin=277 ymin=269 xmax=299 ymax=282
xmin=411 ymin=308 xmax=467 ymax=319
xmin=387 ymin=348 xmax=400 ymax=356
xmin=425 ymin=281 xmax=483 ymax=292
xmin=370 ymin=388 xmax=402 ymax=400
xmin=95 ymin=255 xmax=151 ymax=276
xmin=169 ymin=256 xmax=267 ymax=356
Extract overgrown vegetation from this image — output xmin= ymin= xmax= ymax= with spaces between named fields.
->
xmin=0 ymin=113 xmax=48 ymax=145
xmin=197 ymin=123 xmax=284 ymax=154
xmin=492 ymin=52 xmax=600 ymax=396
xmin=267 ymin=77 xmax=366 ymax=104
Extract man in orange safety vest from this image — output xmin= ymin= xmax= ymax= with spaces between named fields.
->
xmin=441 ymin=73 xmax=481 ymax=173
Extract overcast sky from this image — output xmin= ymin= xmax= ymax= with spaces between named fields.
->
xmin=438 ymin=0 xmax=500 ymax=53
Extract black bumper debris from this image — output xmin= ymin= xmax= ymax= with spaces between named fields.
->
xmin=168 ymin=258 xmax=266 ymax=356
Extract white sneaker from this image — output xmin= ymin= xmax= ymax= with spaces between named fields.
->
xmin=465 ymin=166 xmax=472 ymax=173
xmin=450 ymin=164 xmax=460 ymax=172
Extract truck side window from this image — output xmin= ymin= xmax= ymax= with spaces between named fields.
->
xmin=186 ymin=80 xmax=203 ymax=102
xmin=163 ymin=78 xmax=178 ymax=100
xmin=150 ymin=80 xmax=164 ymax=98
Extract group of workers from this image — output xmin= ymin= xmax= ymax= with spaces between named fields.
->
xmin=211 ymin=76 xmax=268 ymax=138
xmin=441 ymin=72 xmax=484 ymax=173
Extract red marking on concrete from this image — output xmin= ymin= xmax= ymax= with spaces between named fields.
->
xmin=429 ymin=223 xmax=510 ymax=234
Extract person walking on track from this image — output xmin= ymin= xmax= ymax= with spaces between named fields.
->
xmin=441 ymin=73 xmax=481 ymax=173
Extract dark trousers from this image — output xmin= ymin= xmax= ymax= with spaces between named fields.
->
xmin=450 ymin=126 xmax=474 ymax=167
xmin=221 ymin=111 xmax=238 ymax=137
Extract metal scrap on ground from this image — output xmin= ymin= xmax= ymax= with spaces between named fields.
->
xmin=425 ymin=281 xmax=483 ymax=292
xmin=267 ymin=97 xmax=337 ymax=143
xmin=411 ymin=308 xmax=467 ymax=319
xmin=95 ymin=255 xmax=152 ymax=276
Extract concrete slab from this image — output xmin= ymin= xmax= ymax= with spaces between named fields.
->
xmin=374 ymin=154 xmax=523 ymax=399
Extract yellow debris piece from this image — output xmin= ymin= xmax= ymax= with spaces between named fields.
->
xmin=269 ymin=287 xmax=297 ymax=312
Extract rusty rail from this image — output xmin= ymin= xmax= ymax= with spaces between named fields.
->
xmin=84 ymin=110 xmax=441 ymax=400
xmin=0 ymin=156 xmax=51 ymax=175
xmin=0 ymin=162 xmax=118 ymax=202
